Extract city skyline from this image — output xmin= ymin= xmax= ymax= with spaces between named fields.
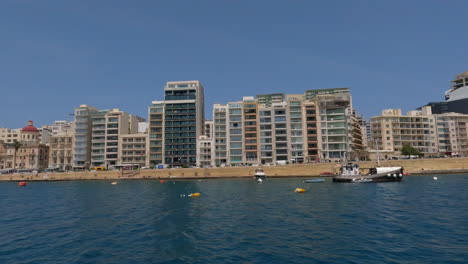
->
xmin=1 ymin=1 xmax=468 ymax=128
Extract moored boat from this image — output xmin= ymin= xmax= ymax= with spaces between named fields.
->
xmin=319 ymin=172 xmax=335 ymax=177
xmin=333 ymin=163 xmax=403 ymax=183
xmin=303 ymin=178 xmax=325 ymax=183
xmin=254 ymin=168 xmax=266 ymax=179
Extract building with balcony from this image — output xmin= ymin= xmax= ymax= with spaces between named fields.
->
xmin=90 ymin=109 xmax=140 ymax=169
xmin=148 ymin=101 xmax=165 ymax=167
xmin=213 ymin=104 xmax=228 ymax=166
xmin=2 ymin=121 xmax=49 ymax=170
xmin=370 ymin=108 xmax=437 ymax=157
xmin=72 ymin=105 xmax=100 ymax=169
xmin=119 ymin=133 xmax=148 ymax=168
xmin=49 ymin=133 xmax=74 ymax=171
xmin=310 ymin=88 xmax=357 ymax=161
xmin=211 ymin=88 xmax=362 ymax=164
xmin=196 ymin=135 xmax=213 ymax=167
xmin=0 ymin=128 xmax=21 ymax=144
xmin=163 ymin=81 xmax=205 ymax=167
xmin=433 ymin=112 xmax=468 ymax=156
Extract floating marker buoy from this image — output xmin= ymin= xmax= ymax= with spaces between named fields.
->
xmin=433 ymin=177 xmax=438 ymax=180
xmin=188 ymin=192 xmax=201 ymax=198
xmin=18 ymin=182 xmax=27 ymax=187
xmin=294 ymin=188 xmax=306 ymax=193
xmin=111 ymin=182 xmax=117 ymax=185
xmin=257 ymin=178 xmax=263 ymax=183
xmin=160 ymin=180 xmax=165 ymax=184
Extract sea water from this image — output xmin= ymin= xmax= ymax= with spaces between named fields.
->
xmin=0 ymin=174 xmax=467 ymax=263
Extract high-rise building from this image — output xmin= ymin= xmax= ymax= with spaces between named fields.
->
xmin=148 ymin=101 xmax=165 ymax=167
xmin=150 ymin=81 xmax=205 ymax=167
xmin=72 ymin=105 xmax=99 ymax=169
xmin=211 ymin=88 xmax=362 ymax=165
xmin=90 ymin=109 xmax=140 ymax=169
xmin=310 ymin=88 xmax=356 ymax=161
xmin=213 ymin=104 xmax=228 ymax=166
xmin=227 ymin=101 xmax=243 ymax=165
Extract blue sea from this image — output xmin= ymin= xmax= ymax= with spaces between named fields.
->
xmin=0 ymin=174 xmax=467 ymax=264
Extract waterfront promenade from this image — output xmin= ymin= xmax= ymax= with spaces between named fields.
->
xmin=1 ymin=157 xmax=468 ymax=181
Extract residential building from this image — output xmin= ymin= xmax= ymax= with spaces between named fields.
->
xmin=196 ymin=135 xmax=212 ymax=167
xmin=227 ymin=101 xmax=243 ymax=165
xmin=43 ymin=120 xmax=74 ymax=136
xmin=196 ymin=120 xmax=214 ymax=167
xmin=310 ymin=88 xmax=356 ymax=161
xmin=213 ymin=104 xmax=228 ymax=166
xmin=2 ymin=121 xmax=49 ymax=170
xmin=0 ymin=128 xmax=21 ymax=144
xmin=119 ymin=133 xmax=148 ymax=168
xmin=148 ymin=101 xmax=165 ymax=167
xmin=370 ymin=108 xmax=437 ymax=157
xmin=73 ymin=105 xmax=100 ymax=169
xmin=163 ymin=81 xmax=205 ymax=167
xmin=302 ymin=100 xmax=319 ymax=163
xmin=38 ymin=127 xmax=52 ymax=145
xmin=0 ymin=141 xmax=7 ymax=169
xmin=48 ymin=133 xmax=74 ymax=170
xmin=433 ymin=112 xmax=468 ymax=156
xmin=211 ymin=88 xmax=363 ymax=164
xmin=90 ymin=109 xmax=140 ymax=169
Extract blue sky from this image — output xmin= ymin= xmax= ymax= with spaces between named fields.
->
xmin=1 ymin=0 xmax=467 ymax=128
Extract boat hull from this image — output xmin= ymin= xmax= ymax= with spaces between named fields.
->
xmin=333 ymin=171 xmax=403 ymax=183
xmin=304 ymin=179 xmax=325 ymax=183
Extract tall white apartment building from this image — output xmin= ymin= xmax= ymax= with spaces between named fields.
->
xmin=90 ymin=109 xmax=140 ymax=168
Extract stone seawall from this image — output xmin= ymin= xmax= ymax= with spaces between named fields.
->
xmin=1 ymin=157 xmax=468 ymax=182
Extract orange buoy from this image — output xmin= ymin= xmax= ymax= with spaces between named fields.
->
xmin=160 ymin=180 xmax=165 ymax=184
xmin=18 ymin=182 xmax=27 ymax=187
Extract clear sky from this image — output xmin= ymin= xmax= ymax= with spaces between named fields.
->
xmin=1 ymin=0 xmax=467 ymax=128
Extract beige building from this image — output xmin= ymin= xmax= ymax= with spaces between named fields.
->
xmin=0 ymin=141 xmax=7 ymax=169
xmin=196 ymin=120 xmax=214 ymax=167
xmin=90 ymin=109 xmax=141 ymax=169
xmin=210 ymin=88 xmax=364 ymax=165
xmin=1 ymin=121 xmax=49 ymax=171
xmin=370 ymin=108 xmax=437 ymax=157
xmin=0 ymin=128 xmax=21 ymax=144
xmin=48 ymin=134 xmax=74 ymax=171
xmin=196 ymin=135 xmax=213 ymax=167
xmin=433 ymin=113 xmax=468 ymax=156
xmin=119 ymin=133 xmax=148 ymax=168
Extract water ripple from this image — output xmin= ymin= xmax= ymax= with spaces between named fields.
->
xmin=0 ymin=175 xmax=467 ymax=263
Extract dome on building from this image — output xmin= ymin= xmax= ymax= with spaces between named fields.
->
xmin=21 ymin=120 xmax=39 ymax=133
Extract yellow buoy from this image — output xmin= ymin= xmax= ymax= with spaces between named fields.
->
xmin=294 ymin=188 xmax=306 ymax=193
xmin=188 ymin=192 xmax=201 ymax=198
